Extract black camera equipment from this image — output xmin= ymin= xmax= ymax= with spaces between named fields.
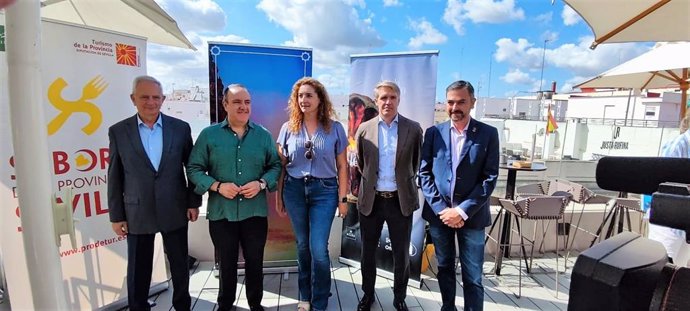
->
xmin=569 ymin=157 xmax=690 ymax=311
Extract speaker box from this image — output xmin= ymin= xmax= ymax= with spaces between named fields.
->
xmin=568 ymin=232 xmax=668 ymax=311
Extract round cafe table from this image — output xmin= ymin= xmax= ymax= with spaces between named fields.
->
xmin=492 ymin=164 xmax=547 ymax=275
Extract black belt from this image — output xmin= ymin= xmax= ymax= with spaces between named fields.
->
xmin=375 ymin=190 xmax=398 ymax=199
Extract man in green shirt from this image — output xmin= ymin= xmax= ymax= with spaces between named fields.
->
xmin=187 ymin=84 xmax=281 ymax=311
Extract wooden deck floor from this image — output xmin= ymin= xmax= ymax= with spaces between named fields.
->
xmin=147 ymin=253 xmax=575 ymax=311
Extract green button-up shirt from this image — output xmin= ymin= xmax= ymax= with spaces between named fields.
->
xmin=187 ymin=120 xmax=281 ymax=221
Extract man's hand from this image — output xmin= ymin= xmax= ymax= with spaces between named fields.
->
xmin=439 ymin=208 xmax=464 ymax=229
xmin=239 ymin=181 xmax=261 ymax=199
xmin=112 ymin=221 xmax=128 ymax=236
xmin=218 ymin=182 xmax=241 ymax=199
xmin=187 ymin=208 xmax=199 ymax=222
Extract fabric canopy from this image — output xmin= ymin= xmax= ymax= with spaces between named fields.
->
xmin=564 ymin=0 xmax=690 ymax=49
xmin=576 ymin=42 xmax=690 ymax=119
xmin=40 ymin=0 xmax=195 ymax=50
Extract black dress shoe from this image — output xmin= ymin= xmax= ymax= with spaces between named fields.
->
xmin=357 ymin=295 xmax=375 ymax=311
xmin=393 ymin=300 xmax=408 ymax=311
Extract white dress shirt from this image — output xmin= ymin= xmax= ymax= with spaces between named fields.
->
xmin=137 ymin=114 xmax=163 ymax=171
xmin=450 ymin=120 xmax=470 ymax=220
xmin=376 ymin=114 xmax=399 ymax=191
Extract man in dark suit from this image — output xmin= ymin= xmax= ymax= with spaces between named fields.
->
xmin=355 ymin=81 xmax=423 ymax=311
xmin=108 ymin=75 xmax=201 ymax=311
xmin=419 ymin=80 xmax=499 ymax=311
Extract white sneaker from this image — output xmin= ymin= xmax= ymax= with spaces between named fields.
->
xmin=297 ymin=301 xmax=310 ymax=311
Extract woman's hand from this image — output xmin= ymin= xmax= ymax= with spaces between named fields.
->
xmin=337 ymin=202 xmax=348 ymax=219
xmin=276 ymin=197 xmax=288 ymax=218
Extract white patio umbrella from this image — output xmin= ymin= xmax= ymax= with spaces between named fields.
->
xmin=3 ymin=0 xmax=194 ymax=308
xmin=576 ymin=42 xmax=690 ymax=120
xmin=563 ymin=0 xmax=690 ymax=50
xmin=40 ymin=0 xmax=195 ymax=50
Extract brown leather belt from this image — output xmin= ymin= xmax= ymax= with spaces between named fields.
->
xmin=375 ymin=190 xmax=398 ymax=199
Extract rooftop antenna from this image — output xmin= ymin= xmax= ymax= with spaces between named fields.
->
xmin=487 ymin=56 xmax=492 ymax=98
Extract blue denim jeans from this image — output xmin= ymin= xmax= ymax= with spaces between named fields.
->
xmin=428 ymin=223 xmax=486 ymax=311
xmin=283 ymin=175 xmax=338 ymax=311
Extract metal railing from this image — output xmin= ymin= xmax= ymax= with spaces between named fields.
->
xmin=573 ymin=117 xmax=678 ymax=128
xmin=483 ymin=114 xmax=678 ymax=128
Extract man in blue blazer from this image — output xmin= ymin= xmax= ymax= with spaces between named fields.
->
xmin=108 ymin=75 xmax=201 ymax=311
xmin=419 ymin=81 xmax=499 ymax=311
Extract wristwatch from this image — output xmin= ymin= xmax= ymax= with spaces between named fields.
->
xmin=340 ymin=197 xmax=348 ymax=203
xmin=258 ymin=179 xmax=267 ymax=190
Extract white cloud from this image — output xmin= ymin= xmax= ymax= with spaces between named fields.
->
xmin=494 ymin=38 xmax=543 ymax=69
xmin=145 ymin=1 xmax=237 ymax=92
xmin=542 ymin=30 xmax=559 ymax=43
xmin=157 ymin=0 xmax=226 ymax=33
xmin=562 ymin=5 xmax=581 ymax=26
xmin=494 ymin=36 xmax=649 ymax=91
xmin=443 ymin=0 xmax=524 ymax=35
xmin=257 ymin=0 xmax=384 ymax=68
xmin=501 ymin=68 xmax=532 ymax=85
xmin=548 ymin=36 xmax=647 ymax=77
xmin=343 ymin=0 xmax=366 ymax=8
xmin=535 ymin=12 xmax=552 ymax=24
xmin=463 ymin=0 xmax=525 ymax=24
xmin=561 ymin=76 xmax=590 ymax=92
xmin=451 ymin=71 xmax=461 ymax=80
xmin=383 ymin=0 xmax=402 ymax=7
xmin=443 ymin=0 xmax=465 ymax=35
xmin=408 ymin=18 xmax=448 ymax=49
xmin=147 ymin=33 xmax=250 ymax=93
xmin=316 ymin=64 xmax=350 ymax=94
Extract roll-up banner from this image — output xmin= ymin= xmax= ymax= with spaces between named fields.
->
xmin=341 ymin=51 xmax=438 ymax=287
xmin=0 ymin=18 xmax=167 ymax=309
xmin=208 ymin=42 xmax=313 ymax=267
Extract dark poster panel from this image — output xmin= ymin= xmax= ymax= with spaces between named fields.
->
xmin=340 ymin=202 xmax=426 ymax=284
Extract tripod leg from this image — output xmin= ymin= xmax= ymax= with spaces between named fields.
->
xmin=617 ymin=205 xmax=626 ymax=234
xmin=590 ymin=202 xmax=617 ymax=247
xmin=604 ymin=206 xmax=619 ymax=240
xmin=625 ymin=208 xmax=633 ymax=232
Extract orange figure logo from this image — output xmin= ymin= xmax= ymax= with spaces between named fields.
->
xmin=116 ymin=43 xmax=138 ymax=66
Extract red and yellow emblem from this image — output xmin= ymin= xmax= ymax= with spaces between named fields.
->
xmin=115 ymin=43 xmax=138 ymax=66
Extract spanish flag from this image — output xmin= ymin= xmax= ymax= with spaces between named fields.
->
xmin=546 ymin=105 xmax=558 ymax=134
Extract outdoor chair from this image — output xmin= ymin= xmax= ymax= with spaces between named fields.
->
xmin=484 ymin=180 xmax=570 ymax=275
xmin=542 ymin=179 xmax=598 ymax=268
xmin=484 ymin=196 xmax=503 ymax=252
xmin=496 ymin=196 xmax=569 ymax=298
xmin=515 ymin=180 xmax=550 ymax=197
xmin=516 ymin=180 xmax=574 ymax=255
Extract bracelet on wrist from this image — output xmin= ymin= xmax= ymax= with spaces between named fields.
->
xmin=215 ymin=182 xmax=222 ymax=192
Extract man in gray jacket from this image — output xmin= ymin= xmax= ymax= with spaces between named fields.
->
xmin=108 ymin=75 xmax=201 ymax=311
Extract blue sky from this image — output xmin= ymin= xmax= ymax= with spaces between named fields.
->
xmin=149 ymin=0 xmax=653 ymax=101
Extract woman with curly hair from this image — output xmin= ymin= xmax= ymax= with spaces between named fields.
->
xmin=276 ymin=77 xmax=348 ymax=311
